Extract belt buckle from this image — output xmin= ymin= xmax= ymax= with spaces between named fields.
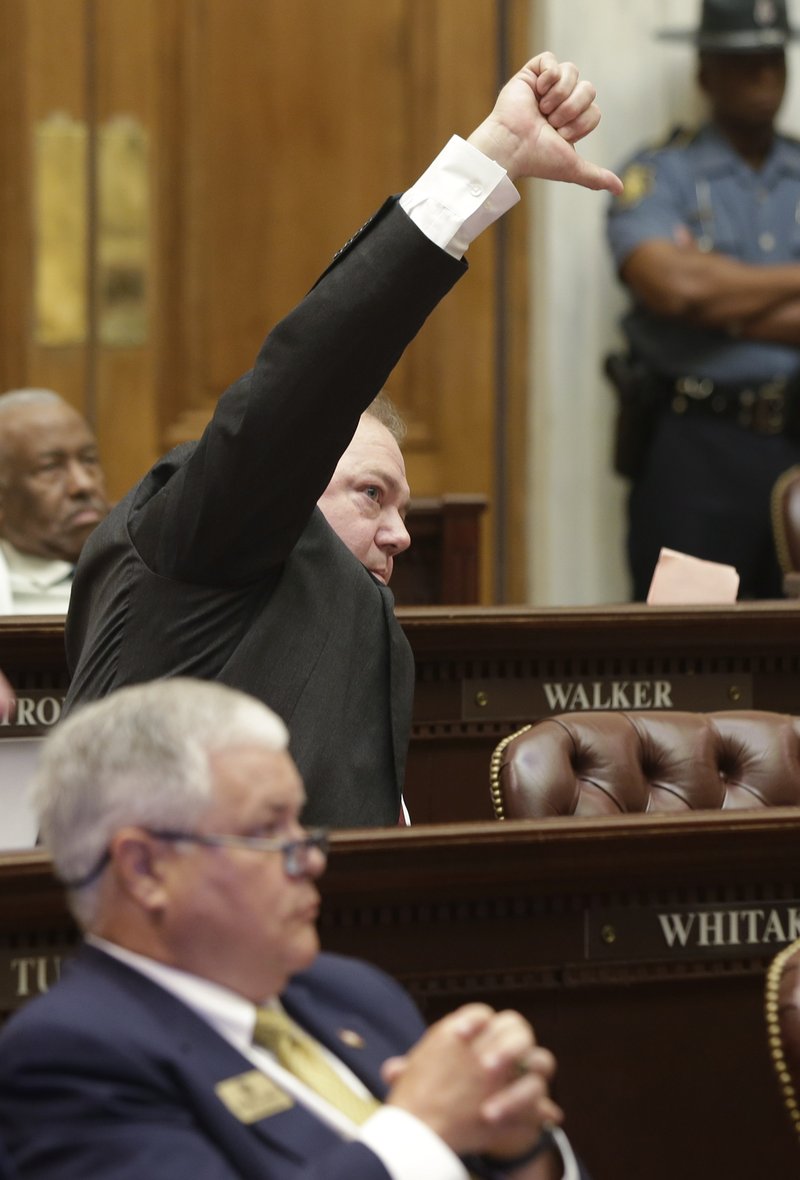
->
xmin=752 ymin=379 xmax=786 ymax=434
xmin=675 ymin=376 xmax=714 ymax=400
xmin=672 ymin=375 xmax=713 ymax=415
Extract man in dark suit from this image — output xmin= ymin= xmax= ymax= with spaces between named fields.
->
xmin=63 ymin=52 xmax=621 ymax=829
xmin=0 ymin=677 xmax=589 ymax=1179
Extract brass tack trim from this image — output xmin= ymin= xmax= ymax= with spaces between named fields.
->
xmin=765 ymin=935 xmax=800 ymax=1142
xmin=489 ymin=724 xmax=532 ymax=821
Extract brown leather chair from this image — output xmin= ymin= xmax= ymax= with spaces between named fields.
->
xmin=490 ymin=710 xmax=800 ymax=820
xmin=771 ymin=465 xmax=800 ymax=596
xmin=765 ymin=936 xmax=800 ymax=1143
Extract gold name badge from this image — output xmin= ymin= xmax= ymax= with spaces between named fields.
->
xmin=215 ymin=1070 xmax=294 ymax=1123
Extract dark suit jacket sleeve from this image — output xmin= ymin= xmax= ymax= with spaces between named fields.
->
xmin=130 ymin=200 xmax=466 ymax=587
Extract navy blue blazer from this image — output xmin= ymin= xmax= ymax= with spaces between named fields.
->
xmin=0 ymin=946 xmax=587 ymax=1180
xmin=0 ymin=947 xmax=422 ymax=1179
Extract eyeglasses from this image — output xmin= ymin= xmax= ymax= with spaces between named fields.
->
xmin=145 ymin=828 xmax=329 ymax=879
xmin=63 ymin=826 xmax=328 ymax=890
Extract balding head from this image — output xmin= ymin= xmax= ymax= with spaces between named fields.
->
xmin=0 ymin=389 xmax=109 ymax=562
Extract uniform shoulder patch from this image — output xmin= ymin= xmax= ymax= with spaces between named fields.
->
xmin=613 ymin=126 xmax=699 ymax=210
xmin=615 ymin=162 xmax=655 ymax=209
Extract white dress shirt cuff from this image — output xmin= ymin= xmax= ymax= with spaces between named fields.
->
xmin=359 ymin=1108 xmax=576 ymax=1180
xmin=399 ymin=135 xmax=520 ymax=259
xmin=358 ymin=1106 xmax=468 ymax=1180
xmin=552 ymin=1125 xmax=579 ymax=1180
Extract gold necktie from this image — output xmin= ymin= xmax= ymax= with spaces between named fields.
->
xmin=253 ymin=1006 xmax=380 ymax=1125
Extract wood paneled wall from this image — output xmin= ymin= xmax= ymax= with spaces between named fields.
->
xmin=0 ymin=0 xmax=530 ymax=601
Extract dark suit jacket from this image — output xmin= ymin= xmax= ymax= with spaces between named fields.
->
xmin=64 ymin=199 xmax=466 ymax=827
xmin=0 ymin=1140 xmax=17 ymax=1180
xmin=0 ymin=946 xmax=584 ymax=1180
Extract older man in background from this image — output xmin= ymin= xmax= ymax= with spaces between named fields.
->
xmin=0 ymin=389 xmax=109 ymax=613
xmin=0 ymin=677 xmax=589 ymax=1180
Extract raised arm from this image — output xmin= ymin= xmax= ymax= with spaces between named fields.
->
xmin=132 ymin=51 xmax=620 ymax=586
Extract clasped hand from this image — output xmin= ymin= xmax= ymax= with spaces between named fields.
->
xmin=382 ymin=1003 xmax=561 ymax=1163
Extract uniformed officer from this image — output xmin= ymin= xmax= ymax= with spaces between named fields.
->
xmin=607 ymin=0 xmax=800 ymax=600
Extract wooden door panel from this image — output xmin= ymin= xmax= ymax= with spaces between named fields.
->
xmin=0 ymin=0 xmax=528 ymax=598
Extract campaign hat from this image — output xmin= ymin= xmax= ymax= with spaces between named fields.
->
xmin=657 ymin=0 xmax=797 ymax=51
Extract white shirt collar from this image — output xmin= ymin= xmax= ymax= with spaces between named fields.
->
xmin=87 ymin=933 xmax=262 ymax=1050
xmin=0 ymin=539 xmax=73 ymax=612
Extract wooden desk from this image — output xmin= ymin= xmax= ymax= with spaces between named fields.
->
xmin=2 ymin=603 xmax=800 ymax=819
xmin=1 ymin=812 xmax=798 ymax=1180
xmin=399 ymin=600 xmax=800 ymax=821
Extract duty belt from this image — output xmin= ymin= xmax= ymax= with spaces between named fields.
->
xmin=662 ymin=374 xmax=792 ymax=435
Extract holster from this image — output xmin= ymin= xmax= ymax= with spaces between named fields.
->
xmin=785 ymin=372 xmax=800 ymax=442
xmin=603 ymin=352 xmax=664 ymax=480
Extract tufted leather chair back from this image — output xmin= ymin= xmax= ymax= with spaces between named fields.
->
xmin=765 ymin=937 xmax=800 ymax=1143
xmin=772 ymin=464 xmax=800 ymax=574
xmin=490 ymin=710 xmax=800 ymax=820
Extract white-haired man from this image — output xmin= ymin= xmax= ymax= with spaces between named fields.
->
xmin=0 ymin=678 xmax=590 ymax=1180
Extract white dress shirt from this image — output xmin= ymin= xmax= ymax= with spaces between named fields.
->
xmin=0 ymin=540 xmax=73 ymax=614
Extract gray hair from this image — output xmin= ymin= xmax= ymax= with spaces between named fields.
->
xmin=0 ymin=388 xmax=65 ymax=414
xmin=31 ymin=678 xmax=289 ymax=929
xmin=364 ymin=390 xmax=407 ymax=445
xmin=0 ymin=389 xmax=78 ymax=476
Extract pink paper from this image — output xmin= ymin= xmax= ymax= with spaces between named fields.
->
xmin=646 ymin=547 xmax=739 ymax=605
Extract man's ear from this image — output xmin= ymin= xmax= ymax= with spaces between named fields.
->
xmin=108 ymin=828 xmax=169 ymax=912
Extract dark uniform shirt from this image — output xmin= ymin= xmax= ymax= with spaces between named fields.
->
xmin=607 ymin=122 xmax=800 ymax=383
